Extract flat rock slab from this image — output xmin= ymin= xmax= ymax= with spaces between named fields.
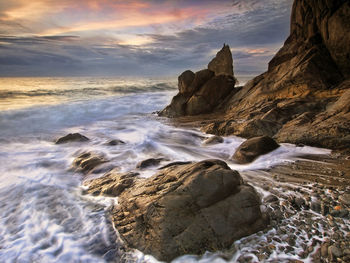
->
xmin=110 ymin=159 xmax=267 ymax=261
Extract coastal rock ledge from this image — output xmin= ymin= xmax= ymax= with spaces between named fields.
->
xmin=85 ymin=160 xmax=267 ymax=261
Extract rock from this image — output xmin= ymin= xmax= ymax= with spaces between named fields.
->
xmin=197 ymin=1 xmax=350 ymax=153
xmin=159 ymin=46 xmax=236 ymax=117
xmin=202 ymin=136 xmax=224 ymax=145
xmin=189 ymin=69 xmax=215 ymax=94
xmin=106 ymin=139 xmax=125 ymax=146
xmin=84 ymin=170 xmax=138 ymax=196
xmin=328 ymin=245 xmax=343 ymax=261
xmin=232 ymin=136 xmax=280 ymax=164
xmin=311 ymin=201 xmax=322 ymax=213
xmin=339 ymin=193 xmax=350 ymax=205
xmin=112 ymin=160 xmax=267 ymax=261
xmin=136 ymin=158 xmax=165 ymax=169
xmin=187 ymin=75 xmax=235 ymax=115
xmin=264 ymin=195 xmax=279 ymax=203
xmin=55 ymin=133 xmax=89 ymax=144
xmin=178 ymin=70 xmax=195 ymax=94
xmin=72 ymin=152 xmax=108 ymax=174
xmin=208 ymin=44 xmax=234 ymax=77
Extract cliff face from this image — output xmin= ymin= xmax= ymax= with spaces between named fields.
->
xmin=196 ymin=0 xmax=350 ymax=151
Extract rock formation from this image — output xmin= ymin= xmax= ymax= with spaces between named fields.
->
xmin=159 ymin=44 xmax=237 ymax=117
xmin=197 ymin=0 xmax=350 ymax=152
xmin=85 ymin=160 xmax=267 ymax=261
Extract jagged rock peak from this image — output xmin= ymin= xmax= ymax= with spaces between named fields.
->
xmin=208 ymin=44 xmax=234 ymax=77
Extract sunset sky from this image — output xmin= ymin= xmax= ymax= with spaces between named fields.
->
xmin=0 ymin=0 xmax=293 ymax=77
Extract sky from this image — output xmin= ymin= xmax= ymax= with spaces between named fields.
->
xmin=0 ymin=0 xmax=293 ymax=77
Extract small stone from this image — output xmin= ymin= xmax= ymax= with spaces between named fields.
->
xmin=106 ymin=139 xmax=125 ymax=146
xmin=339 ymin=194 xmax=350 ymax=205
xmin=264 ymin=194 xmax=279 ymax=203
xmin=202 ymin=136 xmax=224 ymax=145
xmin=321 ymin=243 xmax=328 ymax=258
xmin=136 ymin=158 xmax=165 ymax=169
xmin=55 ymin=133 xmax=89 ymax=144
xmin=328 ymin=245 xmax=343 ymax=261
xmin=311 ymin=201 xmax=322 ymax=213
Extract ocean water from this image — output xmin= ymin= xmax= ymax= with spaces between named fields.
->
xmin=0 ymin=77 xmax=331 ymax=263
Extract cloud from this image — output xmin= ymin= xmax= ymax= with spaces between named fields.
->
xmin=0 ymin=0 xmax=293 ymax=77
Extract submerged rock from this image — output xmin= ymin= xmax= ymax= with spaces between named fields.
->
xmin=111 ymin=159 xmax=267 ymax=261
xmin=106 ymin=139 xmax=125 ymax=146
xmin=136 ymin=158 xmax=166 ymax=169
xmin=72 ymin=152 xmax=108 ymax=174
xmin=202 ymin=136 xmax=224 ymax=145
xmin=55 ymin=133 xmax=89 ymax=144
xmin=232 ymin=136 xmax=280 ymax=164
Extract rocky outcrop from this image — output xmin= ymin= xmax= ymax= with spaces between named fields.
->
xmin=87 ymin=160 xmax=267 ymax=261
xmin=159 ymin=45 xmax=237 ymax=117
xmin=55 ymin=133 xmax=89 ymax=144
xmin=232 ymin=136 xmax=280 ymax=164
xmin=208 ymin=44 xmax=234 ymax=77
xmin=198 ymin=0 xmax=350 ymax=152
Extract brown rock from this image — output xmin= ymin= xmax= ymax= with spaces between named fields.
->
xmin=112 ymin=160 xmax=267 ymax=261
xmin=178 ymin=70 xmax=195 ymax=94
xmin=72 ymin=152 xmax=108 ymax=174
xmin=232 ymin=136 xmax=280 ymax=164
xmin=208 ymin=44 xmax=234 ymax=77
xmin=84 ymin=170 xmax=138 ymax=196
xmin=199 ymin=0 xmax=350 ymax=152
xmin=187 ymin=69 xmax=214 ymax=94
xmin=55 ymin=133 xmax=89 ymax=144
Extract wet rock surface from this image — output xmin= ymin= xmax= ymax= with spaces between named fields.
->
xmin=55 ymin=133 xmax=89 ymax=144
xmin=87 ymin=160 xmax=267 ymax=261
xmin=72 ymin=152 xmax=108 ymax=174
xmin=232 ymin=136 xmax=280 ymax=164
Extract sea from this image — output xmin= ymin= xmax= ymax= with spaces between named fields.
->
xmin=0 ymin=77 xmax=331 ymax=263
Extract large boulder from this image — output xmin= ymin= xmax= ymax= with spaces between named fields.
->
xmin=111 ymin=160 xmax=267 ymax=261
xmin=232 ymin=136 xmax=280 ymax=164
xmin=208 ymin=44 xmax=234 ymax=77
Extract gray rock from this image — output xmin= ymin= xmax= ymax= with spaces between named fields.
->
xmin=55 ymin=133 xmax=89 ymax=144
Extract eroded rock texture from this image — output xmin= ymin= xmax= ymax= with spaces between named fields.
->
xmin=159 ymin=45 xmax=237 ymax=117
xmin=200 ymin=0 xmax=350 ymax=152
xmin=86 ymin=160 xmax=267 ymax=261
